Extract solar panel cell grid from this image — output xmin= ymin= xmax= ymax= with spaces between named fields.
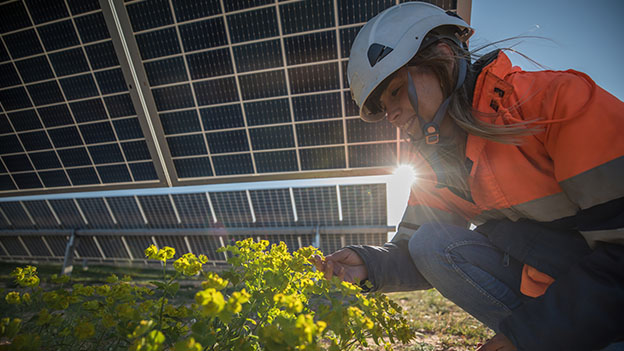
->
xmin=0 ymin=87 xmax=32 ymax=111
xmin=173 ymin=156 xmax=213 ymax=178
xmin=288 ymin=62 xmax=340 ymax=94
xmin=57 ymin=147 xmax=90 ymax=167
xmin=106 ymin=196 xmax=145 ymax=228
xmin=0 ymin=114 xmax=11 ymax=134
xmin=292 ymin=92 xmax=341 ymax=121
xmin=103 ymin=93 xmax=135 ymax=117
xmin=239 ymin=70 xmax=287 ymax=100
xmin=227 ymin=7 xmax=278 ymax=44
xmin=0 ymin=135 xmax=23 ymax=154
xmin=84 ymin=41 xmax=119 ymax=69
xmin=0 ymin=63 xmax=21 ymax=88
xmin=121 ymin=140 xmax=152 ymax=161
xmin=60 ymin=74 xmax=99 ymax=100
xmin=48 ymin=126 xmax=82 ymax=147
xmin=299 ymin=147 xmax=345 ymax=170
xmin=0 ymin=0 xmax=459 ymax=194
xmin=144 ymin=56 xmax=188 ymax=86
xmin=98 ymin=164 xmax=132 ymax=183
xmin=135 ymin=27 xmax=180 ymax=60
xmin=25 ymin=0 xmax=69 ymax=25
xmin=172 ymin=0 xmax=220 ymax=22
xmin=193 ymin=77 xmax=238 ymax=106
xmin=48 ymin=48 xmax=90 ymax=76
xmin=212 ymin=153 xmax=253 ymax=175
xmin=129 ymin=161 xmax=158 ymax=181
xmin=244 ymin=98 xmax=290 ymax=126
xmin=67 ymin=0 xmax=100 ymax=15
xmin=89 ymin=143 xmax=124 ymax=164
xmin=279 ymin=0 xmax=335 ymax=34
xmin=18 ymin=130 xmax=52 ymax=151
xmin=0 ymin=2 xmax=31 ymax=34
xmin=152 ymin=83 xmax=195 ymax=111
xmin=138 ymin=195 xmax=179 ymax=228
xmin=167 ymin=134 xmax=207 ymax=157
xmin=11 ymin=172 xmax=42 ymax=189
xmin=186 ymin=49 xmax=232 ymax=80
xmin=66 ymin=167 xmax=99 ymax=185
xmin=7 ymin=109 xmax=41 ymax=131
xmin=0 ymin=176 xmax=16 ymax=191
xmin=3 ymin=29 xmax=43 ymax=59
xmin=39 ymin=170 xmax=70 ymax=187
xmin=205 ymin=130 xmax=249 ymax=154
xmin=79 ymin=121 xmax=116 ymax=144
xmin=178 ymin=18 xmax=227 ymax=52
xmin=200 ymin=104 xmax=244 ymax=130
xmin=0 ymin=237 xmax=28 ymax=256
xmin=37 ymin=20 xmax=79 ymax=51
xmin=23 ymin=200 xmax=58 ymax=228
xmin=172 ymin=193 xmax=214 ymax=227
xmin=69 ymin=98 xmax=108 ymax=122
xmin=49 ymin=199 xmax=84 ymax=227
xmin=112 ymin=117 xmax=144 ymax=140
xmin=27 ymin=81 xmax=65 ymax=106
xmin=160 ymin=110 xmax=201 ymax=135
xmin=255 ymin=150 xmax=298 ymax=173
xmin=349 ymin=143 xmax=397 ymax=168
xmin=77 ymin=198 xmax=115 ymax=227
xmin=94 ymin=68 xmax=128 ymax=94
xmin=2 ymin=154 xmax=33 ymax=172
xmin=0 ymin=202 xmax=32 ymax=228
xmin=249 ymin=125 xmax=294 ymax=150
xmin=233 ymin=39 xmax=282 ymax=73
xmin=29 ymin=151 xmax=61 ymax=170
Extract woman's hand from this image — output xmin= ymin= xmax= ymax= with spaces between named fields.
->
xmin=476 ymin=333 xmax=517 ymax=351
xmin=313 ymin=248 xmax=368 ymax=284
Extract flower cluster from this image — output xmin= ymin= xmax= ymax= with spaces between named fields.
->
xmin=1 ymin=238 xmax=415 ymax=350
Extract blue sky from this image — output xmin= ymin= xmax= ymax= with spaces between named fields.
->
xmin=471 ymin=0 xmax=623 ymax=100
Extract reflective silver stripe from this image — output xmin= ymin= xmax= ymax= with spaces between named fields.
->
xmin=392 ymin=205 xmax=466 ymax=243
xmin=560 ymin=156 xmax=624 ymax=209
xmin=511 ymin=192 xmax=579 ymax=221
xmin=470 ymin=192 xmax=578 ymax=225
xmin=401 ymin=204 xmax=466 ymax=227
xmin=580 ymin=228 xmax=624 ymax=249
xmin=470 ymin=210 xmax=507 ymax=226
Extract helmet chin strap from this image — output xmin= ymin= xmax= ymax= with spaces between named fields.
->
xmin=406 ymin=58 xmax=468 ymax=189
xmin=406 ymin=58 xmax=467 ymax=145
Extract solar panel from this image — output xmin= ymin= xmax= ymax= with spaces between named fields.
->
xmin=0 ymin=0 xmax=463 ymax=196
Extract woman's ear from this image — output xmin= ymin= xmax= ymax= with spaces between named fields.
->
xmin=434 ymin=42 xmax=454 ymax=57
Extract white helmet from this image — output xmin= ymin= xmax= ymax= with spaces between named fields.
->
xmin=347 ymin=2 xmax=473 ymax=123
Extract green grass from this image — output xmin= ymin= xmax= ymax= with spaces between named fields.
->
xmin=0 ymin=261 xmax=493 ymax=350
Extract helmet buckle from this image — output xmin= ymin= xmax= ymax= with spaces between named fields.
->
xmin=423 ymin=123 xmax=440 ymax=145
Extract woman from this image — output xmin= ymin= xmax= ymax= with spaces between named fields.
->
xmin=314 ymin=2 xmax=624 ymax=350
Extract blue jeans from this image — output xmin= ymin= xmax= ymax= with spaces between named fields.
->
xmin=407 ymin=222 xmax=624 ymax=350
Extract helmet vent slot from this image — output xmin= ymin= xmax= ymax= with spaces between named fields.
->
xmin=367 ymin=43 xmax=393 ymax=67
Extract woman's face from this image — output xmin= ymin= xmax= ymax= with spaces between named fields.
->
xmin=379 ymin=65 xmax=444 ymax=139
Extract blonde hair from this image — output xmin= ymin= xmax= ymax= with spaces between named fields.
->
xmin=407 ymin=38 xmax=543 ymax=197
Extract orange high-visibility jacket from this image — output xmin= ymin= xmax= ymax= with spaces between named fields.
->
xmin=395 ymin=51 xmax=624 ymax=297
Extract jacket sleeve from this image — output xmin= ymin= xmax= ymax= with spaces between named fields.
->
xmin=538 ymin=70 xmax=624 ymax=246
xmin=346 ymin=240 xmax=432 ymax=293
xmin=499 ymin=71 xmax=624 ymax=349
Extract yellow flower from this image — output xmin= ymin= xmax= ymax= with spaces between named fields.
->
xmin=195 ymin=288 xmax=225 ymax=317
xmin=74 ymin=321 xmax=95 ymax=339
xmin=144 ymin=245 xmax=157 ymax=259
xmin=201 ymin=272 xmax=228 ymax=290
xmin=5 ymin=291 xmax=20 ymax=304
xmin=162 ymin=246 xmax=175 ymax=259
xmin=174 ymin=337 xmax=202 ymax=351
